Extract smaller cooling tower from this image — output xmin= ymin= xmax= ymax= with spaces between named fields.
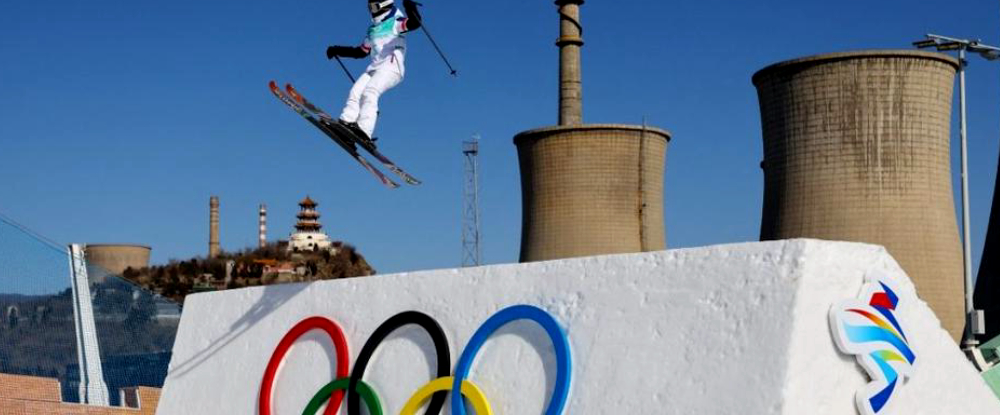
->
xmin=515 ymin=0 xmax=671 ymax=262
xmin=516 ymin=125 xmax=669 ymax=261
xmin=84 ymin=244 xmax=151 ymax=278
xmin=753 ymin=50 xmax=964 ymax=341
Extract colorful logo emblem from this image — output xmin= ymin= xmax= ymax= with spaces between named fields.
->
xmin=830 ymin=274 xmax=917 ymax=415
xmin=259 ymin=304 xmax=572 ymax=415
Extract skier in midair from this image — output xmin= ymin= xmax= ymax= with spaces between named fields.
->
xmin=326 ymin=0 xmax=422 ymax=147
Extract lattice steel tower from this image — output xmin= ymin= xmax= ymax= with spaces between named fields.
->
xmin=462 ymin=135 xmax=482 ymax=266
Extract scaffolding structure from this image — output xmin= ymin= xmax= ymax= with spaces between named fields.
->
xmin=462 ymin=135 xmax=482 ymax=267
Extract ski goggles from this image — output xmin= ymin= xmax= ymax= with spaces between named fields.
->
xmin=368 ymin=0 xmax=392 ymax=15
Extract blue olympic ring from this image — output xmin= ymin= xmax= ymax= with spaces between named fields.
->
xmin=451 ymin=304 xmax=572 ymax=415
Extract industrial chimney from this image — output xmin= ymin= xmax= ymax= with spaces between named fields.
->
xmin=259 ymin=204 xmax=267 ymax=249
xmin=753 ymin=50 xmax=965 ymax=341
xmin=514 ymin=0 xmax=671 ymax=262
xmin=209 ymin=196 xmax=220 ymax=259
xmin=557 ymin=0 xmax=583 ymax=126
xmin=974 ymin=153 xmax=999 ymax=341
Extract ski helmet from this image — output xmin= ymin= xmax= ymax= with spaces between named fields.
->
xmin=368 ymin=0 xmax=393 ymax=21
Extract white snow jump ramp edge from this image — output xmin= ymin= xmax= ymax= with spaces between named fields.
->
xmin=156 ymin=239 xmax=999 ymax=414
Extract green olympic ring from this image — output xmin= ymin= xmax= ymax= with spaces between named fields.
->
xmin=303 ymin=378 xmax=381 ymax=415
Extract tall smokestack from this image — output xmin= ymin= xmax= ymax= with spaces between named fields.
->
xmin=259 ymin=204 xmax=267 ymax=249
xmin=209 ymin=196 xmax=220 ymax=259
xmin=514 ymin=1 xmax=670 ymax=262
xmin=556 ymin=0 xmax=583 ymax=126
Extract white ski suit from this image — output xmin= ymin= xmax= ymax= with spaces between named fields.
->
xmin=339 ymin=8 xmax=412 ymax=139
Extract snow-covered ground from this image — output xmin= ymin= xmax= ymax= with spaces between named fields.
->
xmin=157 ymin=239 xmax=1000 ymax=414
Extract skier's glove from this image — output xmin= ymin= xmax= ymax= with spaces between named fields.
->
xmin=403 ymin=0 xmax=422 ymax=31
xmin=327 ymin=45 xmax=369 ymax=59
xmin=327 ymin=46 xmax=351 ymax=59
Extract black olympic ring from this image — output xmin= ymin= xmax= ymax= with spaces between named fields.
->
xmin=346 ymin=311 xmax=451 ymax=415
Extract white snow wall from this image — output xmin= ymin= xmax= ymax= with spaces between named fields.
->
xmin=156 ymin=239 xmax=1000 ymax=414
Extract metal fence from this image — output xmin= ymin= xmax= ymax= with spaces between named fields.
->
xmin=0 ymin=214 xmax=179 ymax=406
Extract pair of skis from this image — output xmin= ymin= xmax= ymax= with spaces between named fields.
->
xmin=268 ymin=81 xmax=420 ymax=188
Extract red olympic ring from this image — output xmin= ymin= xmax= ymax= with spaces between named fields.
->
xmin=259 ymin=316 xmax=349 ymax=415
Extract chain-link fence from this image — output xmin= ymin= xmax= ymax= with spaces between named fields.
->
xmin=0 ymin=214 xmax=179 ymax=406
xmin=88 ymin=272 xmax=179 ymax=405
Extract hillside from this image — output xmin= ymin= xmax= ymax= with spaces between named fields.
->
xmin=121 ymin=242 xmax=375 ymax=303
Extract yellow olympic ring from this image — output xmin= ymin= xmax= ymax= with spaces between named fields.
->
xmin=399 ymin=376 xmax=493 ymax=415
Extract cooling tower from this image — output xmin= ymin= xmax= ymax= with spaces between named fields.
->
xmin=974 ymin=153 xmax=999 ymax=340
xmin=516 ymin=0 xmax=670 ymax=262
xmin=84 ymin=244 xmax=151 ymax=277
xmin=753 ymin=50 xmax=965 ymax=341
xmin=516 ymin=125 xmax=669 ymax=261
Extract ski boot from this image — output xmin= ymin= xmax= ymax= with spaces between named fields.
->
xmin=338 ymin=120 xmax=378 ymax=150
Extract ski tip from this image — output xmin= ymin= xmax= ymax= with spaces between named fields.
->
xmin=380 ymin=178 xmax=401 ymax=189
xmin=285 ymin=83 xmax=302 ymax=102
xmin=268 ymin=80 xmax=280 ymax=92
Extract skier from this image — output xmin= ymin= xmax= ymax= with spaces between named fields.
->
xmin=325 ymin=0 xmax=422 ymax=147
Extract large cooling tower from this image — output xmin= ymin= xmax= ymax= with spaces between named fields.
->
xmin=974 ymin=153 xmax=999 ymax=340
xmin=84 ymin=244 xmax=151 ymax=277
xmin=753 ymin=50 xmax=965 ymax=341
xmin=516 ymin=0 xmax=670 ymax=262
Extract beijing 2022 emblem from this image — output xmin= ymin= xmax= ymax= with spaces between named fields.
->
xmin=830 ymin=273 xmax=917 ymax=415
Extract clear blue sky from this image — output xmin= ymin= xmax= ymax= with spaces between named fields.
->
xmin=1 ymin=0 xmax=998 ymax=276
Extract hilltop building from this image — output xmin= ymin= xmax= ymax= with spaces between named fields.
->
xmin=287 ymin=196 xmax=335 ymax=253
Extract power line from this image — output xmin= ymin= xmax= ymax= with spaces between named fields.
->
xmin=0 ymin=210 xmax=67 ymax=255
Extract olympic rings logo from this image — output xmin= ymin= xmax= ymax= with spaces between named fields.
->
xmin=259 ymin=304 xmax=572 ymax=415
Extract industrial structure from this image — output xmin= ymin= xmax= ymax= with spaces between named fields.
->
xmin=208 ymin=196 xmax=220 ymax=259
xmin=259 ymin=204 xmax=267 ymax=249
xmin=753 ymin=50 xmax=965 ymax=341
xmin=84 ymin=244 xmax=152 ymax=277
xmin=975 ymin=157 xmax=1000 ymax=341
xmin=287 ymin=196 xmax=335 ymax=253
xmin=462 ymin=135 xmax=482 ymax=267
xmin=515 ymin=0 xmax=670 ymax=262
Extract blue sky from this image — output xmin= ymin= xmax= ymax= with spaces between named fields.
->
xmin=1 ymin=0 xmax=998 ymax=277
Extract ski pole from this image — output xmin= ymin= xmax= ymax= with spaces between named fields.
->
xmin=334 ymin=56 xmax=357 ymax=83
xmin=421 ymin=24 xmax=457 ymax=76
xmin=409 ymin=2 xmax=457 ymax=77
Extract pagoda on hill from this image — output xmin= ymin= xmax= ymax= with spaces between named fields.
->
xmin=287 ymin=196 xmax=335 ymax=252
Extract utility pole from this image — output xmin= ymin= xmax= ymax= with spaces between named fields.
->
xmin=914 ymin=33 xmax=1000 ymax=351
xmin=462 ymin=135 xmax=482 ymax=267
